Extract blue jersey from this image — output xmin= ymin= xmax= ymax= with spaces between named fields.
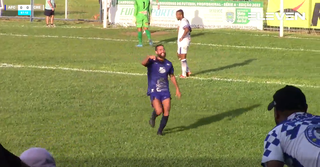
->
xmin=261 ymin=112 xmax=320 ymax=167
xmin=146 ymin=58 xmax=174 ymax=95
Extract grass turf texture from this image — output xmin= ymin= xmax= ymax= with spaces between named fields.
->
xmin=1 ymin=20 xmax=320 ymax=167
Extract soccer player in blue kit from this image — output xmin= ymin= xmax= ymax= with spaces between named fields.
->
xmin=141 ymin=44 xmax=181 ymax=136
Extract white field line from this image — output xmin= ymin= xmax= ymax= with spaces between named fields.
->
xmin=1 ymin=63 xmax=319 ymax=89
xmin=1 ymin=24 xmax=319 ymax=40
xmin=0 ymin=33 xmax=320 ymax=53
xmin=223 ymin=32 xmax=320 ymax=41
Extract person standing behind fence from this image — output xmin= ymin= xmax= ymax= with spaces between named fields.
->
xmin=94 ymin=0 xmax=111 ymax=23
xmin=44 ymin=0 xmax=56 ymax=27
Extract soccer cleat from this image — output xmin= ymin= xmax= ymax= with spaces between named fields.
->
xmin=136 ymin=44 xmax=143 ymax=47
xmin=157 ymin=131 xmax=163 ymax=136
xmin=149 ymin=40 xmax=153 ymax=46
xmin=149 ymin=118 xmax=155 ymax=128
xmin=179 ymin=75 xmax=187 ymax=78
xmin=51 ymin=24 xmax=56 ymax=28
xmin=186 ymin=72 xmax=192 ymax=77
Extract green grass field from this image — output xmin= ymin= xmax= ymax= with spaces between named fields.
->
xmin=0 ymin=19 xmax=320 ymax=167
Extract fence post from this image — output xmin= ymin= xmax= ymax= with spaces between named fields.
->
xmin=100 ymin=0 xmax=102 ymax=23
xmin=30 ymin=0 xmax=34 ymax=22
xmin=65 ymin=0 xmax=68 ymax=19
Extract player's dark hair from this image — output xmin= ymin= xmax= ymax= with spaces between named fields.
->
xmin=155 ymin=44 xmax=164 ymax=51
xmin=176 ymin=9 xmax=184 ymax=15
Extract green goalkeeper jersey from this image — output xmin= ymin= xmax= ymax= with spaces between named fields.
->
xmin=134 ymin=0 xmax=152 ymax=17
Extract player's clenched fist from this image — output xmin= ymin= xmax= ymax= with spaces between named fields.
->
xmin=148 ymin=55 xmax=156 ymax=60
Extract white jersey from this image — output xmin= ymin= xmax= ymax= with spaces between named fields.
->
xmin=178 ymin=18 xmax=191 ymax=43
xmin=102 ymin=0 xmax=111 ymax=9
xmin=261 ymin=112 xmax=320 ymax=167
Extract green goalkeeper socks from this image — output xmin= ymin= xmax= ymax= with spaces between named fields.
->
xmin=145 ymin=30 xmax=152 ymax=40
xmin=138 ymin=31 xmax=143 ymax=44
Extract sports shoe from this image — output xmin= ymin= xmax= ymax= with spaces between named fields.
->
xmin=187 ymin=72 xmax=192 ymax=77
xmin=179 ymin=75 xmax=187 ymax=78
xmin=50 ymin=24 xmax=55 ymax=27
xmin=149 ymin=39 xmax=153 ymax=46
xmin=136 ymin=44 xmax=143 ymax=47
xmin=149 ymin=118 xmax=155 ymax=128
xmin=157 ymin=131 xmax=163 ymax=136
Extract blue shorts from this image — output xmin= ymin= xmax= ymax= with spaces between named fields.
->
xmin=149 ymin=93 xmax=171 ymax=107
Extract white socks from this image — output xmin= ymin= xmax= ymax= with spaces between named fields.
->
xmin=181 ymin=59 xmax=188 ymax=76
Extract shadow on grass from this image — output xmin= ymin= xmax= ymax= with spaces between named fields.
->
xmin=156 ymin=32 xmax=205 ymax=44
xmin=192 ymin=58 xmax=257 ymax=76
xmin=165 ymin=104 xmax=261 ymax=135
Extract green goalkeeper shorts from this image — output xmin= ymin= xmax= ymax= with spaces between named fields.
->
xmin=136 ymin=15 xmax=149 ymax=28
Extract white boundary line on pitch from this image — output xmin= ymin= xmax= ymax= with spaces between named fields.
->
xmin=223 ymin=32 xmax=320 ymax=41
xmin=1 ymin=33 xmax=320 ymax=53
xmin=1 ymin=63 xmax=319 ymax=89
xmin=1 ymin=24 xmax=319 ymax=41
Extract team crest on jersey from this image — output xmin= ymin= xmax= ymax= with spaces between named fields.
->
xmin=159 ymin=67 xmax=166 ymax=74
xmin=305 ymin=124 xmax=320 ymax=147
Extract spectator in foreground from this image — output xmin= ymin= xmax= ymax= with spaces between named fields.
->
xmin=0 ymin=143 xmax=30 ymax=167
xmin=261 ymin=85 xmax=320 ymax=167
xmin=20 ymin=147 xmax=56 ymax=167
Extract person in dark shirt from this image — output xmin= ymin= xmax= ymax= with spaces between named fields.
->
xmin=141 ymin=44 xmax=181 ymax=135
xmin=0 ymin=143 xmax=29 ymax=167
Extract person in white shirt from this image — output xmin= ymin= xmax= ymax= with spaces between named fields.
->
xmin=176 ymin=9 xmax=192 ymax=78
xmin=262 ymin=85 xmax=320 ymax=167
xmin=95 ymin=0 xmax=111 ymax=22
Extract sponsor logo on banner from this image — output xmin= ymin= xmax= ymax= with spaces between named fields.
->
xmin=266 ymin=0 xmax=320 ymax=29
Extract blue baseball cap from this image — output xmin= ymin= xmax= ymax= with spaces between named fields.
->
xmin=20 ymin=147 xmax=56 ymax=167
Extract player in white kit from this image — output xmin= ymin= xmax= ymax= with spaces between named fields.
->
xmin=262 ymin=85 xmax=320 ymax=167
xmin=176 ymin=9 xmax=192 ymax=78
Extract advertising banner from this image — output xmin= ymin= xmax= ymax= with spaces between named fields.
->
xmin=266 ymin=0 xmax=320 ymax=29
xmin=110 ymin=0 xmax=264 ymax=30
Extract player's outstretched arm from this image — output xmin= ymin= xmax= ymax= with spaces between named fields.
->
xmin=169 ymin=74 xmax=181 ymax=98
xmin=141 ymin=55 xmax=156 ymax=67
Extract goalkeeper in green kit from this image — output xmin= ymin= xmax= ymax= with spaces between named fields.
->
xmin=134 ymin=0 xmax=153 ymax=47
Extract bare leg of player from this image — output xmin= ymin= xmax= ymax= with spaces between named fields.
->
xmin=50 ymin=15 xmax=55 ymax=27
xmin=46 ymin=16 xmax=49 ymax=27
xmin=149 ymin=98 xmax=162 ymax=128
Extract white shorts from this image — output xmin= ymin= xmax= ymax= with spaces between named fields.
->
xmin=177 ymin=39 xmax=190 ymax=54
